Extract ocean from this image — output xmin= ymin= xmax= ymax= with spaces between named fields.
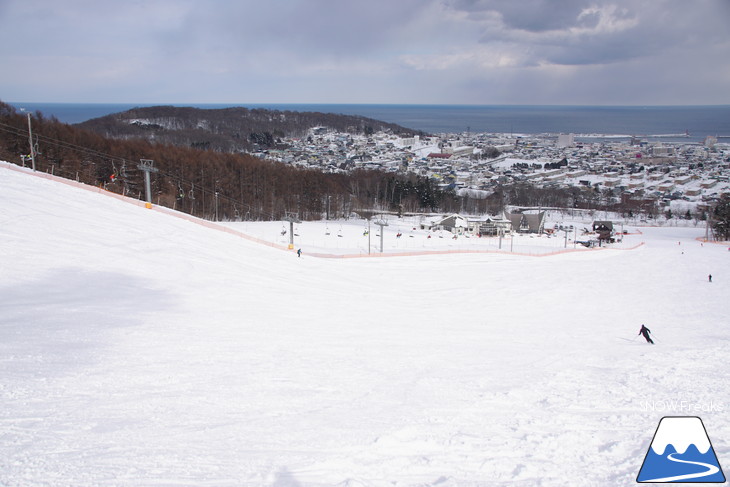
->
xmin=8 ymin=102 xmax=730 ymax=143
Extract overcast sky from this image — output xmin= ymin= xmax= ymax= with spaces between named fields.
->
xmin=1 ymin=0 xmax=728 ymax=105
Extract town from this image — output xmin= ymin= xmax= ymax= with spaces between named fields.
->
xmin=255 ymin=128 xmax=730 ymax=222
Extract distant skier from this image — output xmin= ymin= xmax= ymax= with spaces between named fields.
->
xmin=639 ymin=324 xmax=654 ymax=344
xmin=297 ymin=248 xmax=302 ymax=258
xmin=708 ymin=274 xmax=712 ymax=282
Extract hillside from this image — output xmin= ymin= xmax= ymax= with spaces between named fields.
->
xmin=76 ymin=105 xmax=424 ymax=152
xmin=1 ymin=161 xmax=728 ymax=486
xmin=0 ymin=101 xmax=457 ymax=221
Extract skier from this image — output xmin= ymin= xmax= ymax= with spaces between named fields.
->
xmin=708 ymin=274 xmax=712 ymax=282
xmin=639 ymin=324 xmax=654 ymax=344
xmin=297 ymin=248 xmax=302 ymax=258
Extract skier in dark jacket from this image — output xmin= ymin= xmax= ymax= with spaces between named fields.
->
xmin=639 ymin=324 xmax=654 ymax=344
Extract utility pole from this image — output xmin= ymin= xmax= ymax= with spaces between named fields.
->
xmin=27 ymin=113 xmax=36 ymax=171
xmin=283 ymin=213 xmax=302 ymax=250
xmin=214 ymin=190 xmax=219 ymax=222
xmin=368 ymin=218 xmax=371 ymax=254
xmin=374 ymin=218 xmax=389 ymax=253
xmin=137 ymin=159 xmax=158 ymax=207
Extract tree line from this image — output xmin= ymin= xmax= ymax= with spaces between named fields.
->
xmin=0 ymin=102 xmax=454 ymax=221
xmin=76 ymin=105 xmax=425 ymax=153
xmin=2 ymin=101 xmax=723 ymax=233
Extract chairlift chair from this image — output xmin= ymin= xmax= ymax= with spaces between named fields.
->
xmin=110 ymin=161 xmax=118 ymax=182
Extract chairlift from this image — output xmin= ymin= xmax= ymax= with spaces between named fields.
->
xmin=281 ymin=224 xmax=287 ymax=236
xmin=110 ymin=161 xmax=118 ymax=182
xmin=325 ymin=224 xmax=331 ymax=236
xmin=337 ymin=224 xmax=343 ymax=237
xmin=189 ymin=183 xmax=196 ymax=200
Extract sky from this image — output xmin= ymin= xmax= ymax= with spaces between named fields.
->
xmin=1 ymin=0 xmax=729 ymax=105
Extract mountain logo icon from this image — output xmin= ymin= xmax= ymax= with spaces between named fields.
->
xmin=637 ymin=416 xmax=726 ymax=483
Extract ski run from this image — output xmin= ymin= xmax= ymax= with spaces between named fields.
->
xmin=1 ymin=161 xmax=728 ymax=486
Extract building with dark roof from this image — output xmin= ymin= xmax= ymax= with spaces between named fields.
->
xmin=505 ymin=211 xmax=546 ymax=234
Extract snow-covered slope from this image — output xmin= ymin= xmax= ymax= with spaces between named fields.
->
xmin=1 ymin=162 xmax=728 ymax=486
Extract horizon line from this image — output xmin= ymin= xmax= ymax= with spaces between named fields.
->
xmin=7 ymin=101 xmax=730 ymax=108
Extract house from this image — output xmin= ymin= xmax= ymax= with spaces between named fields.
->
xmin=476 ymin=215 xmax=512 ymax=235
xmin=434 ymin=214 xmax=468 ymax=233
xmin=505 ymin=211 xmax=546 ymax=234
xmin=427 ymin=153 xmax=452 ymax=160
xmin=592 ymin=221 xmax=614 ymax=243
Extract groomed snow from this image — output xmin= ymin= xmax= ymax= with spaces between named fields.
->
xmin=1 ymin=161 xmax=728 ymax=486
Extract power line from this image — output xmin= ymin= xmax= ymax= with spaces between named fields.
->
xmin=0 ymin=119 xmax=257 ymax=218
xmin=0 ymin=122 xmax=138 ymax=170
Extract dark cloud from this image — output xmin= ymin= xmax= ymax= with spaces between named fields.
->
xmin=446 ymin=0 xmax=730 ymax=68
xmin=448 ymin=0 xmax=595 ymax=32
xmin=0 ymin=0 xmax=728 ymax=104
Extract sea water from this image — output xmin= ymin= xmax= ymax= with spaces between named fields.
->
xmin=8 ymin=102 xmax=730 ymax=143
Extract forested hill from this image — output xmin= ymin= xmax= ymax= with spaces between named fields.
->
xmin=0 ymin=101 xmax=468 ymax=222
xmin=76 ymin=106 xmax=424 ymax=152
